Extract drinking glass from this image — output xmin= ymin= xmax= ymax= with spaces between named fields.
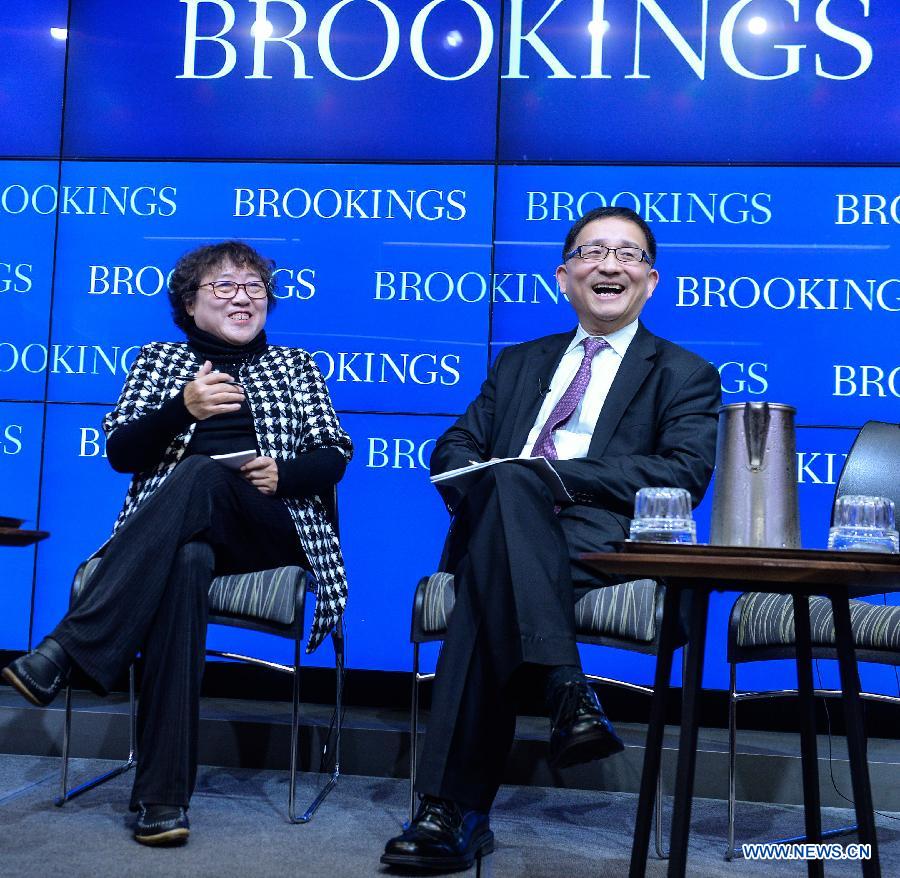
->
xmin=828 ymin=495 xmax=899 ymax=553
xmin=629 ymin=487 xmax=697 ymax=544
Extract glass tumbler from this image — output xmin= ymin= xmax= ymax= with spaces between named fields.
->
xmin=828 ymin=495 xmax=899 ymax=553
xmin=629 ymin=487 xmax=697 ymax=544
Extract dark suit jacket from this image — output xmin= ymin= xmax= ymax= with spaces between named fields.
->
xmin=431 ymin=322 xmax=722 ymax=559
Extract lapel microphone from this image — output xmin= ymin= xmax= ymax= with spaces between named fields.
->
xmin=538 ymin=377 xmax=551 ymax=397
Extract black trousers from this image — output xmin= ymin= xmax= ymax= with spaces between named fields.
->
xmin=414 ymin=464 xmax=612 ymax=812
xmin=51 ymin=455 xmax=305 ymax=809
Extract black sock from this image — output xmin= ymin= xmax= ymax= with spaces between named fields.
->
xmin=544 ymin=664 xmax=584 ymax=709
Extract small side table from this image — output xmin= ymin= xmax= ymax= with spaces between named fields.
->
xmin=579 ymin=544 xmax=900 ymax=878
xmin=0 ymin=527 xmax=49 ymax=547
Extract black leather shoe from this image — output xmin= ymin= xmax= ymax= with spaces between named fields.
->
xmin=1 ymin=637 xmax=71 ymax=707
xmin=548 ymin=680 xmax=625 ymax=769
xmin=381 ymin=796 xmax=493 ymax=872
xmin=134 ymin=805 xmax=190 ymax=846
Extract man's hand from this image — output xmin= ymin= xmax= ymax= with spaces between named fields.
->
xmin=183 ymin=360 xmax=244 ymax=420
xmin=241 ymin=456 xmax=279 ymax=495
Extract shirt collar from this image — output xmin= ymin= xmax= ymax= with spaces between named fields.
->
xmin=568 ymin=319 xmax=639 ymax=359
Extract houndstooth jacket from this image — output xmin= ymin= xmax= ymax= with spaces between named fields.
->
xmin=101 ymin=341 xmax=353 ymax=653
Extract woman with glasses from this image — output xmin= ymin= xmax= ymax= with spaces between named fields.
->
xmin=2 ymin=241 xmax=352 ymax=846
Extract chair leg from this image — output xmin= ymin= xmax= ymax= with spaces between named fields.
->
xmin=333 ymin=618 xmax=344 ymax=777
xmin=289 ymin=619 xmax=343 ymax=824
xmin=654 ymin=765 xmax=668 ymax=859
xmin=56 ymin=664 xmax=137 ymax=806
xmin=288 ymin=633 xmax=302 ymax=822
xmin=128 ymin=663 xmax=137 ymax=764
xmin=58 ymin=683 xmax=73 ymax=803
xmin=726 ymin=662 xmax=738 ymax=860
xmin=651 ymin=648 xmax=689 ymax=860
xmin=409 ymin=642 xmax=421 ymax=825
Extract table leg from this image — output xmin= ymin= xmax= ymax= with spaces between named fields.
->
xmin=629 ymin=583 xmax=681 ymax=878
xmin=665 ymin=588 xmax=709 ymax=878
xmin=830 ymin=588 xmax=881 ymax=878
xmin=793 ymin=593 xmax=825 ymax=878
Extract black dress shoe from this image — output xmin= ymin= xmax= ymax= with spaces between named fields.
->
xmin=1 ymin=637 xmax=71 ymax=707
xmin=381 ymin=796 xmax=493 ymax=872
xmin=548 ymin=680 xmax=625 ymax=769
xmin=134 ymin=805 xmax=190 ymax=846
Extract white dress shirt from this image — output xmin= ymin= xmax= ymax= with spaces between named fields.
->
xmin=520 ymin=320 xmax=639 ymax=459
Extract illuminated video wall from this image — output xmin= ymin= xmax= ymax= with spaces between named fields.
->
xmin=3 ymin=1 xmax=899 ymax=695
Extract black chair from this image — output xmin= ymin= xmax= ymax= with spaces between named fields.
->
xmin=56 ymin=489 xmax=344 ymax=825
xmin=726 ymin=421 xmax=900 ymax=859
xmin=410 ymin=571 xmax=686 ymax=859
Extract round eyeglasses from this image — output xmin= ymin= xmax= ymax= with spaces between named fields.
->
xmin=199 ymin=280 xmax=269 ymax=300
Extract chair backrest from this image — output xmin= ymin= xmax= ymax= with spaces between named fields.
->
xmin=832 ymin=421 xmax=900 ymax=524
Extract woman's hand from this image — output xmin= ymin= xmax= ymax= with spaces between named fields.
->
xmin=183 ymin=360 xmax=244 ymax=420
xmin=241 ymin=456 xmax=279 ymax=495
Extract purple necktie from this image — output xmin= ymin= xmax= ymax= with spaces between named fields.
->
xmin=530 ymin=337 xmax=609 ymax=460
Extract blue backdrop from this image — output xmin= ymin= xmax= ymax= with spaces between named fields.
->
xmin=2 ymin=1 xmax=899 ymax=693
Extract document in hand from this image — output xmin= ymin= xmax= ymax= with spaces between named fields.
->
xmin=430 ymin=457 xmax=573 ymax=504
xmin=210 ymin=449 xmax=257 ymax=470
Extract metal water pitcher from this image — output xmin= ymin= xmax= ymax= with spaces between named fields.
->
xmin=709 ymin=402 xmax=801 ymax=548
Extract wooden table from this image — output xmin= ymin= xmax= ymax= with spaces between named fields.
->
xmin=0 ymin=527 xmax=49 ymax=547
xmin=579 ymin=544 xmax=900 ymax=878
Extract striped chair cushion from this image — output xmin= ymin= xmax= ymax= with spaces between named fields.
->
xmin=735 ymin=592 xmax=900 ymax=653
xmin=208 ymin=567 xmax=305 ymax=627
xmin=418 ymin=573 xmax=660 ymax=643
xmin=72 ymin=558 xmax=304 ymax=628
xmin=573 ymin=579 xmax=660 ymax=643
xmin=419 ymin=573 xmax=456 ymax=635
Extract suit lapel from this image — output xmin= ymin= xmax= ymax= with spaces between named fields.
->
xmin=588 ymin=323 xmax=658 ymax=457
xmin=507 ymin=331 xmax=574 ymax=454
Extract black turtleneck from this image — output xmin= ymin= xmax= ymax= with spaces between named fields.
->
xmin=184 ymin=322 xmax=264 ymax=458
xmin=106 ymin=323 xmax=346 ymax=499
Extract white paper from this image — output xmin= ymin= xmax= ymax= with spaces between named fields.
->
xmin=430 ymin=456 xmax=572 ymax=504
xmin=210 ymin=449 xmax=257 ymax=470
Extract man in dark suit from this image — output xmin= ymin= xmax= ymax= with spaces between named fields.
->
xmin=382 ymin=207 xmax=721 ymax=872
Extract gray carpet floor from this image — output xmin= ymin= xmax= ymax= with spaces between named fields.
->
xmin=1 ymin=754 xmax=898 ymax=877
